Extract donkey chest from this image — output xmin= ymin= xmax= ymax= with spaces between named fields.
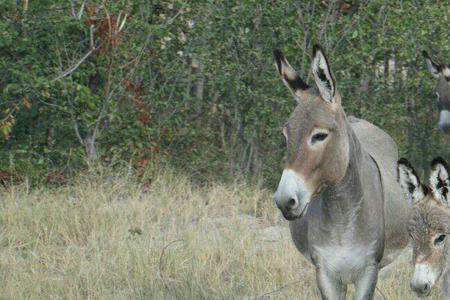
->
xmin=314 ymin=243 xmax=375 ymax=282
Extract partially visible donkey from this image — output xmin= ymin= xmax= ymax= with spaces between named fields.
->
xmin=398 ymin=157 xmax=450 ymax=298
xmin=422 ymin=51 xmax=450 ymax=133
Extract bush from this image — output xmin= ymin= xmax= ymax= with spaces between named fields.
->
xmin=0 ymin=1 xmax=448 ymax=185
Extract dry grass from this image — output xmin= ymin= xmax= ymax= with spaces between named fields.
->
xmin=0 ymin=167 xmax=440 ymax=299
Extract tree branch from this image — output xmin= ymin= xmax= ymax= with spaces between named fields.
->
xmin=51 ymin=25 xmax=97 ymax=83
xmin=51 ymin=48 xmax=94 ymax=83
xmin=77 ymin=0 xmax=86 ymax=20
xmin=73 ymin=121 xmax=84 ymax=145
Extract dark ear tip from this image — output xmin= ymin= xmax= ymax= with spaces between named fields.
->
xmin=431 ymin=157 xmax=449 ymax=169
xmin=273 ymin=49 xmax=284 ymax=61
xmin=312 ymin=44 xmax=322 ymax=55
xmin=398 ymin=158 xmax=411 ymax=167
xmin=273 ymin=49 xmax=284 ymax=74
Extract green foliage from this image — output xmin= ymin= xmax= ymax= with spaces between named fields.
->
xmin=0 ymin=0 xmax=448 ymax=185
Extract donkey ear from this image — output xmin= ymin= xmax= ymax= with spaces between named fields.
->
xmin=311 ymin=45 xmax=336 ymax=103
xmin=273 ymin=49 xmax=309 ymax=102
xmin=422 ymin=51 xmax=440 ymax=76
xmin=429 ymin=157 xmax=450 ymax=206
xmin=398 ymin=158 xmax=426 ymax=204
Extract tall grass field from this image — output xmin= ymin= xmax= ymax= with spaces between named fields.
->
xmin=0 ymin=168 xmax=439 ymax=299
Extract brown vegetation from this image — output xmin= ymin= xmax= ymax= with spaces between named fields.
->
xmin=0 ymin=168 xmax=440 ymax=299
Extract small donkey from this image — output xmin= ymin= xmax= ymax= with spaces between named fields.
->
xmin=398 ymin=157 xmax=450 ymax=298
xmin=422 ymin=51 xmax=450 ymax=133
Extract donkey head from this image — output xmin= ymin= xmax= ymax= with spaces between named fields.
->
xmin=423 ymin=51 xmax=450 ymax=133
xmin=273 ymin=45 xmax=349 ymax=220
xmin=398 ymin=157 xmax=450 ymax=297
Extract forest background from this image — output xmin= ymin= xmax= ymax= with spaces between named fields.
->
xmin=1 ymin=0 xmax=449 ymax=186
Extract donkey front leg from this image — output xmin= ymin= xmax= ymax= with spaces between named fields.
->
xmin=316 ymin=268 xmax=347 ymax=300
xmin=354 ymin=264 xmax=379 ymax=300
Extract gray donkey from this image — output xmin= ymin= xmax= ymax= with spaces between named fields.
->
xmin=398 ymin=157 xmax=450 ymax=298
xmin=273 ymin=45 xmax=411 ymax=299
xmin=422 ymin=51 xmax=450 ymax=133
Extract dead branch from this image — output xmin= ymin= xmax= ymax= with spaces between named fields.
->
xmin=52 ymin=25 xmax=97 ymax=83
xmin=159 ymin=239 xmax=184 ymax=291
xmin=256 ymin=280 xmax=302 ymax=299
xmin=73 ymin=122 xmax=84 ymax=145
xmin=375 ymin=286 xmax=388 ymax=300
xmin=78 ymin=0 xmax=86 ymax=20
xmin=51 ymin=48 xmax=94 ymax=82
xmin=118 ymin=13 xmax=128 ymax=32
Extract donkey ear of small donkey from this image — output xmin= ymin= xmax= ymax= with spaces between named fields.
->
xmin=397 ymin=158 xmax=426 ymax=204
xmin=273 ymin=49 xmax=310 ymax=102
xmin=311 ymin=45 xmax=336 ymax=104
xmin=422 ymin=51 xmax=441 ymax=76
xmin=429 ymin=157 xmax=450 ymax=206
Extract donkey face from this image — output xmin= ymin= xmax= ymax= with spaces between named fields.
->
xmin=423 ymin=51 xmax=450 ymax=133
xmin=273 ymin=45 xmax=349 ymax=220
xmin=398 ymin=157 xmax=450 ymax=297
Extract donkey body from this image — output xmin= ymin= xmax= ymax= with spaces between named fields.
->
xmin=398 ymin=158 xmax=450 ymax=299
xmin=273 ymin=46 xmax=411 ymax=299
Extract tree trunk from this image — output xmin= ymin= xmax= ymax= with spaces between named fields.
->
xmin=84 ymin=135 xmax=98 ymax=164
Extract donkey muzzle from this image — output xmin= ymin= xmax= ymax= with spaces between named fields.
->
xmin=438 ymin=110 xmax=450 ymax=133
xmin=274 ymin=169 xmax=311 ymax=220
xmin=410 ymin=264 xmax=437 ymax=298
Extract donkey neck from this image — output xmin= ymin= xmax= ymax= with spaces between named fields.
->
xmin=319 ymin=120 xmax=369 ymax=222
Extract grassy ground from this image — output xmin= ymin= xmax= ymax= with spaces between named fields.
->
xmin=0 ymin=168 xmax=439 ymax=299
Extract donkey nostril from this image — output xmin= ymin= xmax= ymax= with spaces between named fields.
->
xmin=287 ymin=198 xmax=297 ymax=209
xmin=411 ymin=281 xmax=432 ymax=295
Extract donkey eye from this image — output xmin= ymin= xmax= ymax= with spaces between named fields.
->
xmin=434 ymin=234 xmax=446 ymax=246
xmin=311 ymin=133 xmax=328 ymax=145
